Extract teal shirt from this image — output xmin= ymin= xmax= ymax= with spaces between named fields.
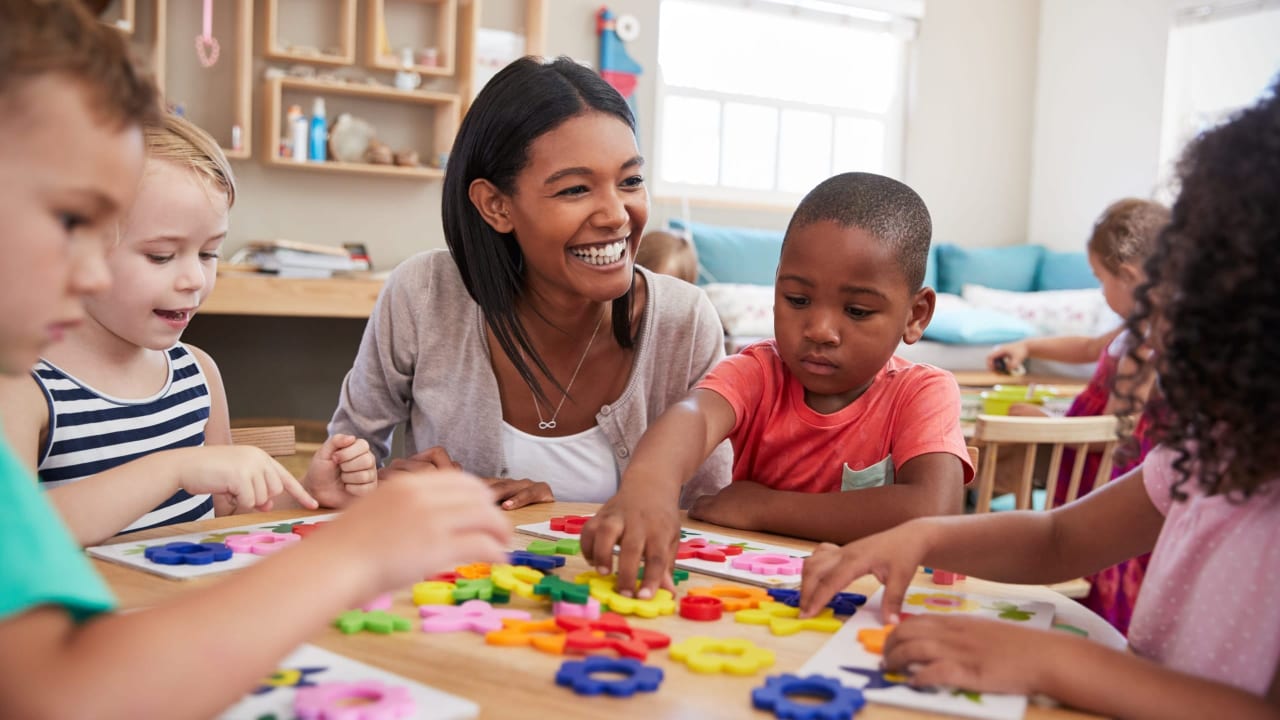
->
xmin=0 ymin=422 xmax=115 ymax=622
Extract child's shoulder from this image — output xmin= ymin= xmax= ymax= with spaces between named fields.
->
xmin=877 ymin=355 xmax=958 ymax=401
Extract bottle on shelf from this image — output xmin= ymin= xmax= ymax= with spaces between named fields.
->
xmin=308 ymin=97 xmax=327 ymax=162
xmin=286 ymin=104 xmax=307 ymax=162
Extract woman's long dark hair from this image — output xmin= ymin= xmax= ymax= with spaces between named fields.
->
xmin=1120 ymin=78 xmax=1280 ymax=502
xmin=442 ymin=56 xmax=638 ymax=405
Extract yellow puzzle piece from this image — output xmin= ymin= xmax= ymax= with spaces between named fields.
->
xmin=735 ymin=601 xmax=841 ymax=635
xmin=490 ymin=563 xmax=544 ymax=599
xmin=669 ymin=636 xmax=776 ymax=675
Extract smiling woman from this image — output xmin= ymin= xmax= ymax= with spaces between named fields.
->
xmin=316 ymin=56 xmax=731 ymax=512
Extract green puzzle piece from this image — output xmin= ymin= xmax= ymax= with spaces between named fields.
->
xmin=526 ymin=538 xmax=581 ymax=556
xmin=453 ymin=578 xmax=511 ymax=604
xmin=334 ymin=610 xmax=412 ymax=635
xmin=638 ymin=566 xmax=690 ymax=585
xmin=532 ymin=575 xmax=591 ymax=604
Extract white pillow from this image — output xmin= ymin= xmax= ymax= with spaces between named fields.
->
xmin=702 ymin=283 xmax=774 ymax=338
xmin=961 ymin=284 xmax=1105 ymax=337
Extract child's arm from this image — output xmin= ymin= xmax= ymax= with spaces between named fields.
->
xmin=0 ymin=472 xmax=510 ymax=720
xmin=882 ymin=613 xmax=1280 ymax=720
xmin=580 ymin=389 xmax=737 ymax=600
xmin=987 ymin=327 xmax=1121 ymax=373
xmin=800 ymin=465 xmax=1163 ymax=619
xmin=687 ymin=451 xmax=964 ymax=544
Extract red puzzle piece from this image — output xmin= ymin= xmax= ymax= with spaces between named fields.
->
xmin=550 ymin=515 xmax=590 ymax=534
xmin=556 ymin=613 xmax=671 ymax=661
xmin=676 ymin=537 xmax=744 ymax=562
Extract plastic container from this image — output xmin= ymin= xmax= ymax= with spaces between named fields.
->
xmin=308 ymin=97 xmax=327 ymax=162
xmin=286 ymin=105 xmax=307 ymax=162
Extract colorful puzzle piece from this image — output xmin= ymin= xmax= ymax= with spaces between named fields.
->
xmin=360 ymin=593 xmax=393 ymax=612
xmin=334 ymin=610 xmax=412 ymax=635
xmin=289 ymin=522 xmax=328 ymax=539
xmin=454 ymin=562 xmax=491 ymax=579
xmin=676 ymin=537 xmax=745 ymax=562
xmin=638 ymin=565 xmax=690 ymax=585
xmin=558 ymin=613 xmax=671 ymax=661
xmin=687 ymin=585 xmax=771 ymax=611
xmin=225 ymin=531 xmax=301 ymax=556
xmin=419 ymin=600 xmax=531 ymax=633
xmin=839 ymin=666 xmax=912 ymax=690
xmin=732 ymin=553 xmax=804 ymax=576
xmin=508 ymin=550 xmax=565 ymax=571
xmin=490 ymin=563 xmax=544 ymax=599
xmin=736 ymin=602 xmax=841 ymax=636
xmin=752 ymin=674 xmax=865 ymax=720
xmin=574 ymin=571 xmax=677 ymax=617
xmin=555 ymin=657 xmax=663 ymax=697
xmin=484 ymin=618 xmax=568 ymax=654
xmin=668 ymin=636 xmax=776 ymax=675
xmin=252 ymin=666 xmax=326 ymax=696
xmin=904 ymin=592 xmax=979 ymax=613
xmin=553 ymin=597 xmax=602 ymax=620
xmin=294 ymin=679 xmax=415 ymax=720
xmin=532 ymin=575 xmax=591 ymax=604
xmin=526 ymin=538 xmax=581 ymax=556
xmin=549 ymin=515 xmax=590 ymax=534
xmin=679 ymin=594 xmax=723 ymax=621
xmin=143 ymin=541 xmax=231 ymax=565
xmin=411 ymin=581 xmax=456 ymax=606
xmin=856 ymin=624 xmax=896 ymax=654
xmin=766 ymin=588 xmax=867 ymax=616
xmin=452 ymin=578 xmax=510 ymax=604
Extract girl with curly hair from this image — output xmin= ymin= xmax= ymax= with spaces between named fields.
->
xmin=799 ymin=80 xmax=1280 ymax=718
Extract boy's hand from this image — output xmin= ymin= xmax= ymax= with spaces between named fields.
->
xmin=884 ymin=615 xmax=1054 ymax=695
xmin=799 ymin=522 xmax=929 ymax=621
xmin=580 ymin=485 xmax=680 ymax=600
xmin=483 ymin=477 xmax=554 ymax=510
xmin=305 ymin=434 xmax=376 ymax=508
xmin=686 ymin=481 xmax=771 ymax=529
xmin=179 ymin=445 xmax=317 ymax=512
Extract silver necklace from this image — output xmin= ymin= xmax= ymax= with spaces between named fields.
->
xmin=531 ymin=309 xmax=606 ymax=431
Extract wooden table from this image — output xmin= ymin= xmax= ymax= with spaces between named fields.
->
xmin=95 ymin=503 xmax=1107 ymax=719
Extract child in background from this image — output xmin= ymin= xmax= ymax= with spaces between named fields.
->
xmin=801 ymin=84 xmax=1280 ymax=718
xmin=0 ymin=110 xmax=376 ymax=546
xmin=986 ymin=198 xmax=1169 ymax=634
xmin=0 ymin=3 xmax=509 ymax=717
xmin=585 ymin=172 xmax=972 ymax=598
xmin=635 ymin=229 xmax=698 ymax=284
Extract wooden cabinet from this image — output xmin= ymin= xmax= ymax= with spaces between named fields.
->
xmin=365 ymin=0 xmax=458 ymax=77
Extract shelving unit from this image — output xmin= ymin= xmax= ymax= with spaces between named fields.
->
xmin=264 ymin=0 xmax=358 ymax=66
xmin=262 ymin=76 xmax=459 ymax=180
xmin=365 ymin=0 xmax=458 ymax=77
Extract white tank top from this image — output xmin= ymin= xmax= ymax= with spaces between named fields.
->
xmin=500 ymin=422 xmax=619 ymax=503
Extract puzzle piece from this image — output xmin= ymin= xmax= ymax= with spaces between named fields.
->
xmin=735 ymin=602 xmax=841 ymax=636
xmin=453 ymin=578 xmax=510 ymax=604
xmin=558 ymin=613 xmax=671 ymax=661
xmin=290 ymin=522 xmax=328 ymax=539
xmin=411 ymin=581 xmax=456 ymax=606
xmin=669 ymin=636 xmax=776 ymax=675
xmin=839 ymin=666 xmax=913 ymax=691
xmin=856 ymin=624 xmax=896 ymax=654
xmin=555 ymin=657 xmax=663 ymax=697
xmin=679 ymin=594 xmax=723 ymax=621
xmin=225 ymin=531 xmax=301 ymax=556
xmin=508 ymin=550 xmax=565 ymax=571
xmin=143 ymin=541 xmax=231 ymax=565
xmin=687 ymin=585 xmax=771 ymax=611
xmin=294 ymin=679 xmax=415 ymax=720
xmin=904 ymin=592 xmax=979 ymax=613
xmin=490 ymin=563 xmax=544 ymax=599
xmin=553 ymin=597 xmax=602 ymax=620
xmin=455 ymin=562 xmax=491 ymax=579
xmin=334 ymin=610 xmax=412 ymax=635
xmin=532 ymin=575 xmax=591 ymax=604
xmin=549 ymin=515 xmax=590 ymax=534
xmin=732 ymin=553 xmax=804 ymax=576
xmin=360 ymin=593 xmax=393 ymax=612
xmin=752 ymin=674 xmax=865 ymax=720
xmin=419 ymin=600 xmax=531 ymax=633
xmin=575 ymin=571 xmax=676 ymax=617
xmin=638 ymin=566 xmax=690 ymax=585
xmin=676 ymin=537 xmax=745 ymax=562
xmin=484 ymin=618 xmax=568 ymax=654
xmin=766 ymin=588 xmax=866 ymax=616
xmin=526 ymin=538 xmax=581 ymax=556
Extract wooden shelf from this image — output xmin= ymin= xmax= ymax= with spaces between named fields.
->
xmin=266 ymin=157 xmax=445 ymax=179
xmin=366 ymin=0 xmax=458 ymax=77
xmin=203 ymin=272 xmax=385 ymax=318
xmin=264 ymin=0 xmax=358 ymax=66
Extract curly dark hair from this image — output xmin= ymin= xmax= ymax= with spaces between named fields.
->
xmin=1122 ymin=79 xmax=1280 ymax=502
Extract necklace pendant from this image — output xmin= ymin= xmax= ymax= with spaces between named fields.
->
xmin=539 ymin=420 xmax=556 ymax=430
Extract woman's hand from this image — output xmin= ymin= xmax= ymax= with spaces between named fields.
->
xmin=884 ymin=615 xmax=1055 ymax=695
xmin=580 ymin=485 xmax=681 ymax=600
xmin=483 ymin=477 xmax=555 ymax=509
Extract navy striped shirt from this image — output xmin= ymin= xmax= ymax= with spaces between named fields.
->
xmin=33 ymin=345 xmax=215 ymax=534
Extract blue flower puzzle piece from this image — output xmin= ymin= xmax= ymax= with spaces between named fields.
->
xmin=144 ymin=541 xmax=232 ymax=566
xmin=508 ymin=550 xmax=565 ymax=571
xmin=555 ymin=656 xmax=663 ymax=697
xmin=766 ymin=588 xmax=867 ymax=616
xmin=753 ymin=674 xmax=866 ymax=720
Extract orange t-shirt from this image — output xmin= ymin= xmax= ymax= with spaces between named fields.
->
xmin=697 ymin=341 xmax=973 ymax=493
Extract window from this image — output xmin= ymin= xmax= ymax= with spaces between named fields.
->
xmin=655 ymin=0 xmax=920 ymax=205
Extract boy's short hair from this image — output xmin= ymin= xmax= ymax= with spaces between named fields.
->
xmin=1087 ymin=198 xmax=1170 ymax=274
xmin=145 ymin=111 xmax=237 ymax=209
xmin=636 ymin=230 xmax=698 ymax=284
xmin=0 ymin=0 xmax=159 ymax=129
xmin=786 ymin=172 xmax=932 ymax=291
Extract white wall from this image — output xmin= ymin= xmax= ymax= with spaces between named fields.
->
xmin=1026 ymin=0 xmax=1176 ymax=251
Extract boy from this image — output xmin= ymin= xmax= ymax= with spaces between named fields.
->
xmin=583 ymin=172 xmax=971 ymax=597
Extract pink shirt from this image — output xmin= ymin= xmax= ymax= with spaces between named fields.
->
xmin=1128 ymin=444 xmax=1280 ymax=696
xmin=696 ymin=341 xmax=972 ymax=493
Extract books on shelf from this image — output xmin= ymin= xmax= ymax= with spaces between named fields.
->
xmin=230 ymin=239 xmax=362 ymax=278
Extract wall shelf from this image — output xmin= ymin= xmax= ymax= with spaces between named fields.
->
xmin=366 ymin=0 xmax=458 ymax=77
xmin=204 ymin=272 xmax=384 ymax=318
xmin=264 ymin=0 xmax=358 ymax=66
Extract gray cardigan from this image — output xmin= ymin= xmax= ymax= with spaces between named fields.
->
xmin=329 ymin=249 xmax=731 ymax=506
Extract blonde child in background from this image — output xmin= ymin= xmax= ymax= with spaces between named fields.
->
xmin=635 ymin=229 xmax=698 ymax=284
xmin=585 ymin=172 xmax=972 ymax=598
xmin=0 ymin=3 xmax=509 ymax=717
xmin=0 ymin=110 xmax=378 ymax=546
xmin=801 ymin=84 xmax=1280 ymax=718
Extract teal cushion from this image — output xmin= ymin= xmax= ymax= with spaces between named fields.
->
xmin=669 ymin=219 xmax=783 ymax=286
xmin=922 ymin=244 xmax=938 ymax=290
xmin=1035 ymin=250 xmax=1098 ymax=291
xmin=923 ymin=307 xmax=1037 ymax=344
xmin=989 ymin=489 xmax=1047 ymax=512
xmin=935 ymin=243 xmax=1044 ymax=295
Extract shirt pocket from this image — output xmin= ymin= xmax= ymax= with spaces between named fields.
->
xmin=841 ymin=455 xmax=894 ymax=491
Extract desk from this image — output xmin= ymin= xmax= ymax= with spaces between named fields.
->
xmin=202 ymin=272 xmax=385 ymax=319
xmin=96 ymin=503 xmax=1109 ymax=719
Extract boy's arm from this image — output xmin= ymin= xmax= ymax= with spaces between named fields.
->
xmin=690 ymin=451 xmax=964 ymax=543
xmin=0 ymin=374 xmax=50 ymax=474
xmin=187 ymin=345 xmax=235 ymax=516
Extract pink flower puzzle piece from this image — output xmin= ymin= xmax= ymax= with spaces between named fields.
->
xmin=420 ymin=600 xmax=531 ymax=633
xmin=294 ymin=680 xmax=414 ymax=720
xmin=731 ymin=553 xmax=804 ymax=576
xmin=225 ymin=531 xmax=301 ymax=556
xmin=553 ymin=597 xmax=603 ymax=620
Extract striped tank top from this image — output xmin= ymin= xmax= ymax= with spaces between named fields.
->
xmin=32 ymin=344 xmax=215 ymax=534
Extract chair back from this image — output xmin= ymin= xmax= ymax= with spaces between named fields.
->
xmin=971 ymin=414 xmax=1118 ymax=513
xmin=229 ymin=425 xmax=297 ymax=457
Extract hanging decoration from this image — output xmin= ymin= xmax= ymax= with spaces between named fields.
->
xmin=596 ymin=7 xmax=642 ymax=114
xmin=194 ymin=0 xmax=220 ymax=68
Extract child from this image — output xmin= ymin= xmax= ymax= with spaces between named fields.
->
xmin=635 ymin=229 xmax=698 ymax=284
xmin=800 ymin=84 xmax=1280 ymax=718
xmin=584 ymin=172 xmax=972 ymax=598
xmin=0 ymin=3 xmax=509 ymax=717
xmin=0 ymin=110 xmax=376 ymax=546
xmin=989 ymin=198 xmax=1170 ymax=634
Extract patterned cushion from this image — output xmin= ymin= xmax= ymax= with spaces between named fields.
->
xmin=702 ymin=283 xmax=774 ymax=338
xmin=961 ymin=284 xmax=1106 ymax=337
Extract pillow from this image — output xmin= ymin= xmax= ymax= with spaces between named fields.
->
xmin=962 ymin=284 xmax=1105 ymax=337
xmin=668 ymin=219 xmax=783 ymax=286
xmin=934 ymin=243 xmax=1044 ymax=295
xmin=1035 ymin=250 xmax=1098 ymax=291
xmin=702 ymin=283 xmax=775 ymax=338
xmin=923 ymin=307 xmax=1037 ymax=345
xmin=922 ymin=244 xmax=938 ymax=290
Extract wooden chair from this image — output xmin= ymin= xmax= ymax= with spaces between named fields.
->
xmin=971 ymin=414 xmax=1119 ymax=514
xmin=229 ymin=425 xmax=297 ymax=458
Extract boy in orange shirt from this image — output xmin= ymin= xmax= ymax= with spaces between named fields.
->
xmin=584 ymin=172 xmax=971 ymax=597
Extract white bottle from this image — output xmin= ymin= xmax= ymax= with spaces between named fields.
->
xmin=287 ymin=104 xmax=307 ymax=162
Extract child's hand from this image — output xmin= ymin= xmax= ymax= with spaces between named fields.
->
xmin=580 ymin=485 xmax=680 ymax=600
xmin=178 ymin=445 xmax=317 ymax=512
xmin=986 ymin=342 xmax=1028 ymax=374
xmin=799 ymin=524 xmax=928 ymax=621
xmin=884 ymin=615 xmax=1054 ymax=695
xmin=305 ymin=434 xmax=376 ymax=508
xmin=323 ymin=470 xmax=512 ymax=593
xmin=687 ymin=481 xmax=771 ymax=529
xmin=483 ymin=477 xmax=554 ymax=510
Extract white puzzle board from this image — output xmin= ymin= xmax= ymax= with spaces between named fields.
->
xmin=516 ymin=518 xmax=810 ymax=588
xmin=219 ymin=643 xmax=478 ymax=719
xmin=799 ymin=585 xmax=1054 ymax=720
xmin=87 ymin=514 xmax=339 ymax=580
